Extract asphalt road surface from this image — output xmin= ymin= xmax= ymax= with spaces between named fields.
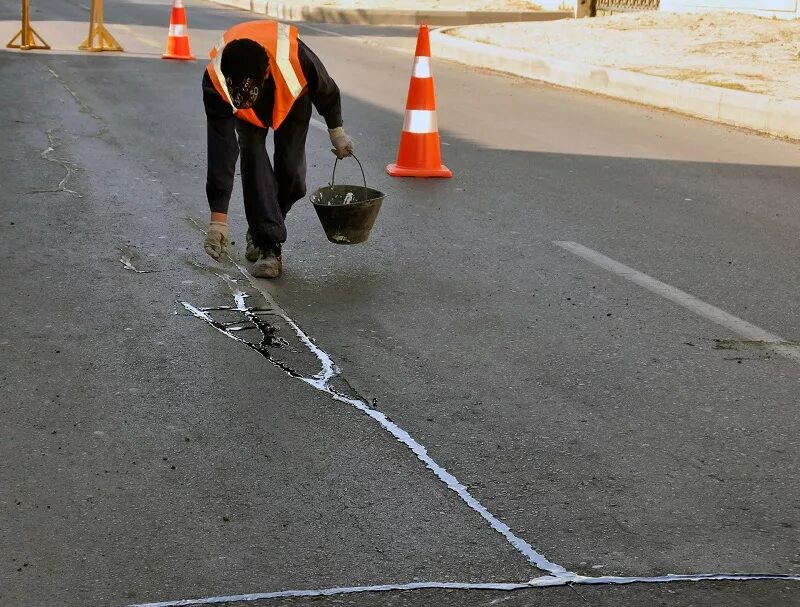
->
xmin=1 ymin=0 xmax=798 ymax=605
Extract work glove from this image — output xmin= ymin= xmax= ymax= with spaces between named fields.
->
xmin=328 ymin=126 xmax=354 ymax=159
xmin=203 ymin=221 xmax=228 ymax=260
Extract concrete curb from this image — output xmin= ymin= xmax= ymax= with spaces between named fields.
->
xmin=210 ymin=0 xmax=570 ymax=26
xmin=430 ymin=29 xmax=800 ymax=141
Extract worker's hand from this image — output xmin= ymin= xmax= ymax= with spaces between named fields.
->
xmin=203 ymin=221 xmax=228 ymax=260
xmin=328 ymin=126 xmax=354 ymax=159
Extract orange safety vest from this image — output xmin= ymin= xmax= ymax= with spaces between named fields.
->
xmin=207 ymin=21 xmax=307 ymax=130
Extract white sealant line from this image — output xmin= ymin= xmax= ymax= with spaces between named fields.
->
xmin=554 ymin=241 xmax=800 ymax=364
xmin=127 ymin=582 xmax=533 ymax=607
xmin=206 ymin=261 xmax=566 ymax=574
xmin=561 ymin=573 xmax=800 ymax=586
xmin=324 ymin=387 xmax=563 ymax=573
xmin=129 ymin=572 xmax=800 ymax=607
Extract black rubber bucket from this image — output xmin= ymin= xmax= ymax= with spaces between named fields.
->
xmin=310 ymin=155 xmax=385 ymax=245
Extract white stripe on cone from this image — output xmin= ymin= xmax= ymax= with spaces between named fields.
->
xmin=412 ymin=57 xmax=431 ymax=79
xmin=169 ymin=24 xmax=187 ymax=36
xmin=403 ymin=110 xmax=437 ymax=134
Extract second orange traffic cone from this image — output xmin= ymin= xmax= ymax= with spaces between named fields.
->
xmin=387 ymin=24 xmax=451 ymax=178
xmin=162 ymin=0 xmax=194 ymax=61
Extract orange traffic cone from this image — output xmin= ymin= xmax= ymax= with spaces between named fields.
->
xmin=387 ymin=24 xmax=451 ymax=178
xmin=162 ymin=0 xmax=194 ymax=61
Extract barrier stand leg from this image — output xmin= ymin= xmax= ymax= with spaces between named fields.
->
xmin=6 ymin=0 xmax=50 ymax=50
xmin=79 ymin=0 xmax=123 ymax=52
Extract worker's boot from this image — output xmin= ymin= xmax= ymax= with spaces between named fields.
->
xmin=252 ymin=245 xmax=282 ymax=279
xmin=245 ymin=229 xmax=259 ymax=262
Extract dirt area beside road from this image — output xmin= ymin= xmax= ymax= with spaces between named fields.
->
xmin=274 ymin=0 xmax=545 ymax=9
xmin=449 ymin=11 xmax=800 ymax=100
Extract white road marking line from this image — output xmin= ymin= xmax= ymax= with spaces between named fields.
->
xmin=554 ymin=241 xmax=800 ymax=364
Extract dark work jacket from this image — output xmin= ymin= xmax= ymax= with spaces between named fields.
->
xmin=202 ymin=39 xmax=343 ymax=130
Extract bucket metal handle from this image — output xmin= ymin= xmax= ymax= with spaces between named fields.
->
xmin=331 ymin=153 xmax=368 ymax=202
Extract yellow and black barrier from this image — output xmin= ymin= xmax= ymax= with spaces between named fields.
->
xmin=6 ymin=0 xmax=50 ymax=50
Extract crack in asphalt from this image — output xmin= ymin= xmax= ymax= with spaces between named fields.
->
xmin=117 ymin=246 xmax=175 ymax=273
xmin=29 ymin=129 xmax=82 ymax=198
xmin=46 ymin=66 xmax=107 ymax=130
xmin=119 ymin=254 xmax=152 ymax=273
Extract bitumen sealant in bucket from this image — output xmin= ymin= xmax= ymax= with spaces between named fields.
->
xmin=310 ymin=155 xmax=385 ymax=245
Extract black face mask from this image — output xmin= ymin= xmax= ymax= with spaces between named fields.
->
xmin=226 ymin=74 xmax=267 ymax=110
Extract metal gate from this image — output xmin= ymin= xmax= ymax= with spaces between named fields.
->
xmin=595 ymin=0 xmax=660 ymax=10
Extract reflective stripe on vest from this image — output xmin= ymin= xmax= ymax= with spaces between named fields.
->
xmin=207 ymin=21 xmax=307 ymax=130
xmin=276 ymin=23 xmax=303 ymax=99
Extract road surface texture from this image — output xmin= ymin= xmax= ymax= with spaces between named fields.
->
xmin=1 ymin=0 xmax=798 ymax=606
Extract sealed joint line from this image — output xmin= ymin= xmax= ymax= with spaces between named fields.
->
xmin=554 ymin=241 xmax=800 ymax=364
xmin=326 ymin=389 xmax=566 ymax=574
xmin=231 ymin=264 xmax=566 ymax=575
xmin=562 ymin=573 xmax=800 ymax=586
xmin=182 ymin=264 xmax=565 ymax=575
xmin=181 ymin=297 xmax=301 ymax=382
xmin=183 ymin=293 xmax=561 ymax=573
xmin=128 ymin=573 xmax=800 ymax=607
xmin=127 ymin=581 xmax=533 ymax=607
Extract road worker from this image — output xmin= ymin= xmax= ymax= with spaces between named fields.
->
xmin=202 ymin=21 xmax=354 ymax=278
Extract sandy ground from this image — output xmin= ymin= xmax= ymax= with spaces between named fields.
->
xmin=449 ymin=11 xmax=800 ymax=100
xmin=268 ymin=2 xmax=799 ymax=100
xmin=298 ymin=0 xmax=545 ymax=8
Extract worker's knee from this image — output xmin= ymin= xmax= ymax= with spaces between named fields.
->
xmin=277 ymin=171 xmax=306 ymax=204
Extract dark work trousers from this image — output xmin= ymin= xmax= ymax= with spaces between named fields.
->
xmin=206 ymin=93 xmax=312 ymax=250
